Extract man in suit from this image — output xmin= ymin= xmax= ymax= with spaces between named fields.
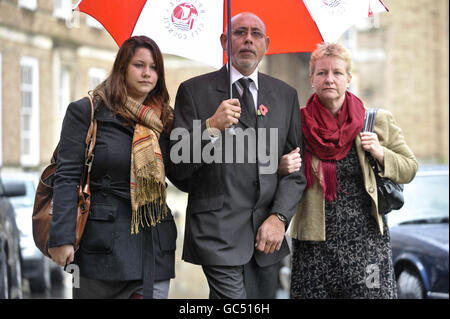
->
xmin=170 ymin=12 xmax=306 ymax=298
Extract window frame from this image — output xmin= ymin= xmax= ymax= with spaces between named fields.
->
xmin=88 ymin=67 xmax=106 ymax=91
xmin=18 ymin=0 xmax=37 ymax=11
xmin=53 ymin=0 xmax=73 ymax=20
xmin=59 ymin=66 xmax=71 ymax=124
xmin=20 ymin=56 xmax=40 ymax=167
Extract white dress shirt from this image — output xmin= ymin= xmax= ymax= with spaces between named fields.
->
xmin=230 ymin=65 xmax=259 ymax=111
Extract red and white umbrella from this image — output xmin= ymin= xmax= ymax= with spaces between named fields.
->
xmin=74 ymin=0 xmax=388 ymax=69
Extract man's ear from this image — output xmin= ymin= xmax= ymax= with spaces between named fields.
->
xmin=220 ymin=33 xmax=228 ymax=51
xmin=264 ymin=36 xmax=270 ymax=54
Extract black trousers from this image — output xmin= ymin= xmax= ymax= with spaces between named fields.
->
xmin=202 ymin=257 xmax=279 ymax=299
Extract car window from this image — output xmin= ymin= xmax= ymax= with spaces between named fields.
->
xmin=388 ymin=172 xmax=449 ymax=226
xmin=2 ymin=179 xmax=36 ymax=208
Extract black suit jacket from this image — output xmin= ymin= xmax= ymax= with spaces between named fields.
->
xmin=172 ymin=66 xmax=306 ymax=267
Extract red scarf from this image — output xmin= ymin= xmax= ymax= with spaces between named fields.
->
xmin=301 ymin=91 xmax=365 ymax=202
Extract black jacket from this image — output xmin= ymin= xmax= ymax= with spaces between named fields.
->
xmin=49 ymin=97 xmax=178 ymax=286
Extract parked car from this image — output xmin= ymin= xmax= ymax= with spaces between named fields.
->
xmin=0 ymin=174 xmax=24 ymax=299
xmin=2 ymin=172 xmax=63 ymax=294
xmin=388 ymin=165 xmax=449 ymax=299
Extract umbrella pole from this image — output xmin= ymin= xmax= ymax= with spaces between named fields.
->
xmin=226 ymin=0 xmax=236 ymax=135
xmin=227 ymin=0 xmax=232 ymax=99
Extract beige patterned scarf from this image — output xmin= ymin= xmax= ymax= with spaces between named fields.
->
xmin=123 ymin=96 xmax=167 ymax=234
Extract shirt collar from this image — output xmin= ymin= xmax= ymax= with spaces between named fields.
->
xmin=228 ymin=64 xmax=259 ymax=90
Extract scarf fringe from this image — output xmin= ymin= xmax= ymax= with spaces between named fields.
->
xmin=131 ymin=197 xmax=167 ymax=234
xmin=135 ymin=163 xmax=165 ymax=200
xmin=304 ymin=150 xmax=314 ymax=189
xmin=131 ymin=168 xmax=167 ymax=234
xmin=304 ymin=149 xmax=338 ymax=203
xmin=320 ymin=160 xmax=338 ymax=202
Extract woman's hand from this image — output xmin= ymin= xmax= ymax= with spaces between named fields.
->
xmin=48 ymin=245 xmax=75 ymax=267
xmin=360 ymin=132 xmax=384 ymax=165
xmin=278 ymin=147 xmax=302 ymax=176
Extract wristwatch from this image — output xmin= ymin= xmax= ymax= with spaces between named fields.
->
xmin=274 ymin=213 xmax=287 ymax=224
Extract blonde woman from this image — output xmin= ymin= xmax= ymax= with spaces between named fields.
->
xmin=283 ymin=43 xmax=418 ymax=298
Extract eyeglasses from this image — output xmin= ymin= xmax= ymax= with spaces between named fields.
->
xmin=231 ymin=28 xmax=265 ymax=39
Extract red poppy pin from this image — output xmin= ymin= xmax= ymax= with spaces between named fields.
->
xmin=257 ymin=104 xmax=268 ymax=117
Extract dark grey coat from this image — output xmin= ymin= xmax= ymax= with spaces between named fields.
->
xmin=171 ymin=66 xmax=306 ymax=268
xmin=48 ymin=97 xmax=178 ymax=288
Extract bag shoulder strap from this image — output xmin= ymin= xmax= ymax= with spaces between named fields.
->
xmin=84 ymin=95 xmax=97 ymax=165
xmin=363 ymin=108 xmax=378 ymax=133
xmin=79 ymin=95 xmax=97 ymax=187
xmin=50 ymin=96 xmax=97 ymax=165
xmin=77 ymin=95 xmax=98 ymax=215
xmin=363 ymin=108 xmax=380 ymax=173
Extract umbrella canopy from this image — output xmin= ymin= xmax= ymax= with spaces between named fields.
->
xmin=75 ymin=0 xmax=388 ymax=68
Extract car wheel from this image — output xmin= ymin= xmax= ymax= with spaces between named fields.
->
xmin=397 ymin=268 xmax=425 ymax=299
xmin=8 ymin=247 xmax=23 ymax=299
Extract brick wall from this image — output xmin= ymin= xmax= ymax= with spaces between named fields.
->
xmin=357 ymin=0 xmax=449 ymax=161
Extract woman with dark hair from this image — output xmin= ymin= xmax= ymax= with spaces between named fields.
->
xmin=48 ymin=36 xmax=179 ymax=299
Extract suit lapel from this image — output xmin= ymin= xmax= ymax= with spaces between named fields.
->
xmin=257 ymin=74 xmax=276 ymax=129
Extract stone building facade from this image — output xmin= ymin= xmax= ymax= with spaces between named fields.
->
xmin=0 ymin=0 xmax=116 ymax=168
xmin=0 ymin=0 xmax=448 ymax=172
xmin=0 ymin=0 xmax=219 ymax=170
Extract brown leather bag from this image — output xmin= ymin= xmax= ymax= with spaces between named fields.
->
xmin=32 ymin=95 xmax=97 ymax=258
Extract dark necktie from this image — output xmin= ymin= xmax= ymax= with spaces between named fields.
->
xmin=238 ymin=78 xmax=257 ymax=127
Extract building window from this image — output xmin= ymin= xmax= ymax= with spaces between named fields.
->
xmin=59 ymin=66 xmax=71 ymax=124
xmin=86 ymin=16 xmax=104 ymax=30
xmin=18 ymin=0 xmax=37 ymax=11
xmin=20 ymin=57 xmax=40 ymax=167
xmin=88 ymin=68 xmax=106 ymax=90
xmin=54 ymin=0 xmax=72 ymax=20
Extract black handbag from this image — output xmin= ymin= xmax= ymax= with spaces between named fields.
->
xmin=364 ymin=108 xmax=404 ymax=215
